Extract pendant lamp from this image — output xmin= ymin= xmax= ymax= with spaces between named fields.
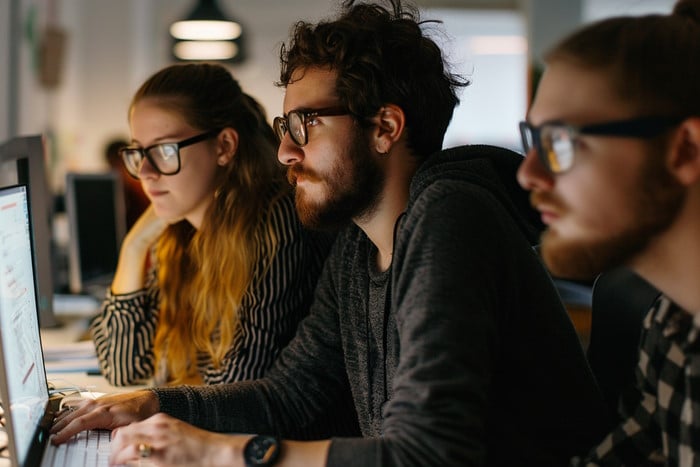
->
xmin=170 ymin=0 xmax=245 ymax=63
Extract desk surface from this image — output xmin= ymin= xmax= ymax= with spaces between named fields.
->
xmin=47 ymin=372 xmax=139 ymax=395
xmin=40 ymin=316 xmax=92 ymax=347
xmin=40 ymin=316 xmax=147 ymax=394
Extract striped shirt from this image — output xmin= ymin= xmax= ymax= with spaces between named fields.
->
xmin=91 ymin=194 xmax=334 ymax=387
xmin=575 ymin=295 xmax=700 ymax=466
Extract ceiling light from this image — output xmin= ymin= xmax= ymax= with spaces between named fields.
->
xmin=173 ymin=41 xmax=239 ymax=61
xmin=170 ymin=20 xmax=242 ymax=41
xmin=170 ymin=0 xmax=245 ymax=63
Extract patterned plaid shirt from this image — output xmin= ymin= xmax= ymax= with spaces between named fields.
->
xmin=574 ymin=295 xmax=700 ymax=466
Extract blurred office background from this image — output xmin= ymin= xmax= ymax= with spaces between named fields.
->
xmin=0 ymin=0 xmax=675 ymax=191
xmin=0 ymin=0 xmax=677 ymax=341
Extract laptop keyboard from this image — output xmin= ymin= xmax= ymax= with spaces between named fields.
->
xmin=43 ymin=430 xmax=111 ymax=467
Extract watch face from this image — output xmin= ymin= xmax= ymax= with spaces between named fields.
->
xmin=244 ymin=435 xmax=281 ymax=467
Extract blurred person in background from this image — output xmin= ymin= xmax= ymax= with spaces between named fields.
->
xmin=517 ymin=0 xmax=700 ymax=464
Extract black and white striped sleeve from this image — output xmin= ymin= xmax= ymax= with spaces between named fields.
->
xmin=200 ymin=194 xmax=333 ymax=384
xmin=90 ymin=271 xmax=160 ymax=387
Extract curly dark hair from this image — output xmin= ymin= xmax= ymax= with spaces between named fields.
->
xmin=277 ymin=0 xmax=469 ymax=159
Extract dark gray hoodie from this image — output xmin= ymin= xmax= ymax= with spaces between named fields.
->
xmin=155 ymin=144 xmax=610 ymax=466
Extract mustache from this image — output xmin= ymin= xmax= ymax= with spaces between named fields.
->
xmin=287 ymin=165 xmax=322 ymax=186
xmin=530 ymin=191 xmax=567 ymax=214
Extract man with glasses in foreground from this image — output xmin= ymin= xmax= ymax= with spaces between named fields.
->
xmin=50 ymin=1 xmax=610 ymax=465
xmin=518 ymin=0 xmax=700 ymax=464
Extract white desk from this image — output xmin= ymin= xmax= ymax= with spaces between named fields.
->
xmin=40 ymin=315 xmax=91 ymax=347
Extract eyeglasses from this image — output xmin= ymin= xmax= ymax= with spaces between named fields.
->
xmin=519 ymin=116 xmax=684 ymax=174
xmin=120 ymin=129 xmax=221 ymax=179
xmin=273 ymin=106 xmax=349 ymax=147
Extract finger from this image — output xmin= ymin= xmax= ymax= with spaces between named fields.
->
xmin=111 ymin=420 xmax=151 ymax=451
xmin=51 ymin=406 xmax=78 ymax=427
xmin=109 ymin=441 xmax=145 ymax=466
xmin=111 ymin=434 xmax=157 ymax=466
xmin=52 ymin=406 xmax=72 ymax=423
xmin=111 ymin=419 xmax=173 ymax=466
xmin=50 ymin=399 xmax=95 ymax=433
xmin=50 ymin=408 xmax=116 ymax=444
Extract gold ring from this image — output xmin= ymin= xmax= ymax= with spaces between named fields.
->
xmin=138 ymin=442 xmax=152 ymax=458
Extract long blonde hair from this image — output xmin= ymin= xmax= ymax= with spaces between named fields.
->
xmin=131 ymin=63 xmax=287 ymax=384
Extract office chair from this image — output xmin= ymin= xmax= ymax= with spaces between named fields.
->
xmin=587 ymin=267 xmax=661 ymax=421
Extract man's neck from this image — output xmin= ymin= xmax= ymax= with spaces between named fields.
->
xmin=631 ymin=193 xmax=700 ymax=314
xmin=354 ymin=158 xmax=416 ymax=272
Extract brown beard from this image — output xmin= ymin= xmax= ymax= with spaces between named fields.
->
xmin=290 ymin=127 xmax=384 ymax=230
xmin=540 ymin=152 xmax=685 ymax=280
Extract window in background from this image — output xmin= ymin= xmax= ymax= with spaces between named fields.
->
xmin=584 ymin=0 xmax=675 ymax=21
xmin=426 ymin=9 xmax=527 ymax=152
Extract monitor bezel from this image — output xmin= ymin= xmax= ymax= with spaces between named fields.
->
xmin=0 ymin=135 xmax=59 ymax=328
xmin=64 ymin=171 xmax=126 ymax=295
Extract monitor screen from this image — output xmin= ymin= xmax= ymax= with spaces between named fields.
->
xmin=0 ymin=135 xmax=59 ymax=327
xmin=0 ymin=185 xmax=51 ymax=465
xmin=65 ymin=172 xmax=125 ymax=295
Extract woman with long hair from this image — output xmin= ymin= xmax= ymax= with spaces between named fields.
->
xmin=91 ymin=63 xmax=333 ymax=387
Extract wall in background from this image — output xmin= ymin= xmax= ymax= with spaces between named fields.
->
xmin=3 ymin=0 xmax=676 ymax=193
xmin=584 ymin=0 xmax=674 ymax=20
xmin=0 ymin=1 xmax=12 ymax=141
xmin=11 ymin=0 xmax=341 ymax=191
xmin=431 ymin=8 xmax=527 ymax=150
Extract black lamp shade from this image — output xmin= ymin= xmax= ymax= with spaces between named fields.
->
xmin=170 ymin=0 xmax=246 ymax=63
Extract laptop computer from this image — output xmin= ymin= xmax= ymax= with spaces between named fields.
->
xmin=0 ymin=185 xmax=111 ymax=466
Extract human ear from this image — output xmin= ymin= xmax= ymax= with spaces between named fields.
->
xmin=217 ymin=128 xmax=239 ymax=166
xmin=668 ymin=117 xmax=700 ymax=186
xmin=372 ymin=104 xmax=405 ymax=155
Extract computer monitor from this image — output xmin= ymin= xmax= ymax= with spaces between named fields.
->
xmin=0 ymin=184 xmax=52 ymax=466
xmin=0 ymin=135 xmax=59 ymax=327
xmin=65 ymin=172 xmax=126 ymax=296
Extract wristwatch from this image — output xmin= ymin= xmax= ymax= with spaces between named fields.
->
xmin=243 ymin=434 xmax=282 ymax=467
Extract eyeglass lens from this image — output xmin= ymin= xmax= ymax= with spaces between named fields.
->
xmin=520 ymin=123 xmax=575 ymax=174
xmin=274 ymin=112 xmax=309 ymax=146
xmin=273 ymin=118 xmax=287 ymax=143
xmin=120 ymin=129 xmax=221 ymax=179
xmin=122 ymin=143 xmax=181 ymax=178
xmin=287 ymin=112 xmax=307 ymax=145
xmin=541 ymin=126 xmax=575 ymax=173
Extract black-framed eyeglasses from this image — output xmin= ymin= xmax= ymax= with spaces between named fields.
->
xmin=519 ymin=116 xmax=685 ymax=174
xmin=119 ymin=129 xmax=222 ymax=179
xmin=273 ymin=106 xmax=349 ymax=147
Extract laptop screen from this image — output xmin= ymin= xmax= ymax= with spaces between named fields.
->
xmin=0 ymin=185 xmax=50 ymax=465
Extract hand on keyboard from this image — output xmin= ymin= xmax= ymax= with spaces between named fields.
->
xmin=50 ymin=390 xmax=159 ymax=445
